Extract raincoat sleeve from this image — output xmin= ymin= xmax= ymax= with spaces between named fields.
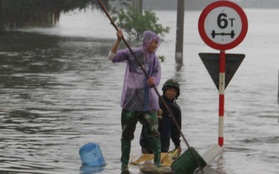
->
xmin=111 ymin=48 xmax=130 ymax=63
xmin=107 ymin=51 xmax=116 ymax=61
xmin=150 ymin=55 xmax=161 ymax=86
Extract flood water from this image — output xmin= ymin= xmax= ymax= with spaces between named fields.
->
xmin=0 ymin=8 xmax=279 ymax=174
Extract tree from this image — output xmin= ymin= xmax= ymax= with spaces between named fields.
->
xmin=112 ymin=5 xmax=170 ymax=41
xmin=0 ymin=0 xmax=110 ymax=29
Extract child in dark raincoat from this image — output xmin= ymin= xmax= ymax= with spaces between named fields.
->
xmin=140 ymin=79 xmax=182 ymax=157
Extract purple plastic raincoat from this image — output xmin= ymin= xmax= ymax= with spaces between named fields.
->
xmin=110 ymin=30 xmax=161 ymax=111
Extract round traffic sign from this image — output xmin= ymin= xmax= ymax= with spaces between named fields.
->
xmin=198 ymin=1 xmax=248 ymax=50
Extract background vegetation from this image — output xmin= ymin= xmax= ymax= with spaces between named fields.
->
xmin=0 ymin=0 xmax=110 ymax=30
xmin=112 ymin=5 xmax=169 ymax=41
xmin=0 ymin=0 xmax=169 ymax=41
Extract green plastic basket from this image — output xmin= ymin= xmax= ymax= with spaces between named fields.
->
xmin=171 ymin=147 xmax=207 ymax=174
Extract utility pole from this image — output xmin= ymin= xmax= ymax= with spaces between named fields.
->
xmin=133 ymin=0 xmax=143 ymax=14
xmin=0 ymin=0 xmax=3 ymax=30
xmin=175 ymin=0 xmax=185 ymax=65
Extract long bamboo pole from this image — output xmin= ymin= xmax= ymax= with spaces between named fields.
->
xmin=97 ymin=0 xmax=204 ymax=172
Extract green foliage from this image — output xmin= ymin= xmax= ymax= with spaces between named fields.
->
xmin=113 ymin=5 xmax=170 ymax=41
xmin=158 ymin=55 xmax=165 ymax=62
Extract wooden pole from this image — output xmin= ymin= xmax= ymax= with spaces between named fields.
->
xmin=175 ymin=0 xmax=185 ymax=65
xmin=133 ymin=0 xmax=143 ymax=14
xmin=0 ymin=0 xmax=3 ymax=30
xmin=97 ymin=1 xmax=205 ymax=171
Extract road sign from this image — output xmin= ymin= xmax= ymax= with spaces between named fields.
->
xmin=198 ymin=1 xmax=248 ymax=50
xmin=199 ymin=53 xmax=245 ymax=90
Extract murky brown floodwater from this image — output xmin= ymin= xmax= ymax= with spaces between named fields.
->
xmin=1 ymin=8 xmax=279 ymax=174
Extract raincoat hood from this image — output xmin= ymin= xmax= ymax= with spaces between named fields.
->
xmin=142 ymin=30 xmax=161 ymax=56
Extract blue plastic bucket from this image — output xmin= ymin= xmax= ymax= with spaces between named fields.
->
xmin=79 ymin=142 xmax=106 ymax=167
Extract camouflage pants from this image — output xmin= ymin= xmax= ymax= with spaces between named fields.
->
xmin=121 ymin=109 xmax=160 ymax=140
xmin=121 ymin=109 xmax=161 ymax=168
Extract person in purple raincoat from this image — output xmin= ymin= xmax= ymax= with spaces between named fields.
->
xmin=107 ymin=29 xmax=162 ymax=172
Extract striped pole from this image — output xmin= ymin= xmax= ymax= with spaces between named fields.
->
xmin=218 ymin=50 xmax=226 ymax=147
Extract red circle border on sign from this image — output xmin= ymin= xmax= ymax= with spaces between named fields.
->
xmin=198 ymin=1 xmax=248 ymax=50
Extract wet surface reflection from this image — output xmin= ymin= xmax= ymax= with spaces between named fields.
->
xmin=1 ymin=9 xmax=279 ymax=174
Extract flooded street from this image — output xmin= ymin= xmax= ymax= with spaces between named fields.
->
xmin=0 ymin=8 xmax=279 ymax=174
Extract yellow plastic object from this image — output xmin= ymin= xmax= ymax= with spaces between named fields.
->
xmin=130 ymin=151 xmax=179 ymax=167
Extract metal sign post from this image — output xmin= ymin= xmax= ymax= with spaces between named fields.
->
xmin=198 ymin=0 xmax=248 ymax=147
xmin=218 ymin=50 xmax=226 ymax=146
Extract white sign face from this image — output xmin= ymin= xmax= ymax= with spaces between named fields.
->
xmin=205 ymin=7 xmax=242 ymax=45
xmin=198 ymin=1 xmax=248 ymax=50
